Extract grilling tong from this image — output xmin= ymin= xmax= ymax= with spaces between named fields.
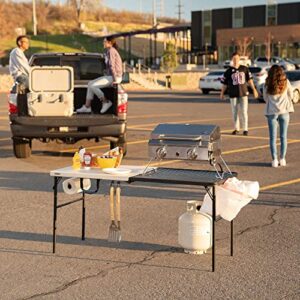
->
xmin=108 ymin=182 xmax=121 ymax=242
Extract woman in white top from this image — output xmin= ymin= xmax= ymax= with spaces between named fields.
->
xmin=263 ymin=65 xmax=294 ymax=167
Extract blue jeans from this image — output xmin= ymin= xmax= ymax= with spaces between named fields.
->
xmin=230 ymin=96 xmax=248 ymax=131
xmin=266 ymin=113 xmax=290 ymax=160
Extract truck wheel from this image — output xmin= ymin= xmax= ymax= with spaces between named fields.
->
xmin=13 ymin=139 xmax=32 ymax=158
xmin=110 ymin=135 xmax=127 ymax=156
xmin=202 ymin=89 xmax=210 ymax=95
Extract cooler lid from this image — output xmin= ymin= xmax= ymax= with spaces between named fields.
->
xmin=29 ymin=66 xmax=74 ymax=93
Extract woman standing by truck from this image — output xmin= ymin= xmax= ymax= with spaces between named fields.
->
xmin=77 ymin=36 xmax=123 ymax=114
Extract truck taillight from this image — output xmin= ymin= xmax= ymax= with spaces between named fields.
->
xmin=9 ymin=103 xmax=18 ymax=114
xmin=118 ymin=102 xmax=127 ymax=113
xmin=8 ymin=93 xmax=18 ymax=114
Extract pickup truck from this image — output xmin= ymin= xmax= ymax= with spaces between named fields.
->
xmin=8 ymin=52 xmax=128 ymax=158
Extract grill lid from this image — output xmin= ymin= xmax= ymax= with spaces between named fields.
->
xmin=150 ymin=124 xmax=220 ymax=142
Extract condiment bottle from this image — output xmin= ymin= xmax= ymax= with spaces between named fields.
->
xmin=72 ymin=152 xmax=81 ymax=170
xmin=83 ymin=152 xmax=92 ymax=169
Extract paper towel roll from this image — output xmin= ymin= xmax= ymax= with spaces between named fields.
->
xmin=62 ymin=177 xmax=91 ymax=195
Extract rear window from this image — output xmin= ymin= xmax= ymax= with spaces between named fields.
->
xmin=257 ymin=57 xmax=268 ymax=62
xmin=30 ymin=55 xmax=105 ymax=80
xmin=286 ymin=72 xmax=300 ymax=82
xmin=31 ymin=56 xmax=61 ymax=66
xmin=79 ymin=57 xmax=105 ymax=80
xmin=249 ymin=67 xmax=262 ymax=74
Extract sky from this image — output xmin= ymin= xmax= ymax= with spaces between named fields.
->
xmin=102 ymin=0 xmax=300 ymax=21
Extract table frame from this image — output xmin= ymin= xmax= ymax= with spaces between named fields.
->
xmin=51 ymin=168 xmax=236 ymax=272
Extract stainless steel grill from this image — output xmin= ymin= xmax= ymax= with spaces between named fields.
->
xmin=148 ymin=124 xmax=221 ymax=164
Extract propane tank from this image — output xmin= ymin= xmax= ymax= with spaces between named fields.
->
xmin=178 ymin=200 xmax=212 ymax=255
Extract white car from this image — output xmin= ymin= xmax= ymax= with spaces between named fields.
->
xmin=254 ymin=56 xmax=295 ymax=71
xmin=199 ymin=70 xmax=224 ymax=94
xmin=223 ymin=56 xmax=252 ymax=68
xmin=286 ymin=70 xmax=300 ymax=104
xmin=249 ymin=66 xmax=271 ymax=92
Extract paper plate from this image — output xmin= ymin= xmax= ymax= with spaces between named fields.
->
xmin=102 ymin=168 xmax=132 ymax=175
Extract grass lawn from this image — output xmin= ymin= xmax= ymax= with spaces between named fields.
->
xmin=0 ymin=34 xmax=104 ymax=65
xmin=0 ymin=33 xmax=139 ymax=65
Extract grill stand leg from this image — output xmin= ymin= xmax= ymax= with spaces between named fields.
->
xmin=52 ymin=176 xmax=60 ymax=254
xmin=80 ymin=178 xmax=86 ymax=240
xmin=231 ymin=220 xmax=233 ymax=256
xmin=212 ymin=185 xmax=216 ymax=272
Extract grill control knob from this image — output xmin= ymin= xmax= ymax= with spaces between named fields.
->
xmin=156 ymin=147 xmax=167 ymax=159
xmin=187 ymin=148 xmax=198 ymax=160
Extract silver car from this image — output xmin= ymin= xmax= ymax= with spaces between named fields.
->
xmin=254 ymin=56 xmax=296 ymax=71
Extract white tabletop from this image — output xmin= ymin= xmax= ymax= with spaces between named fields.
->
xmin=50 ymin=165 xmax=155 ymax=182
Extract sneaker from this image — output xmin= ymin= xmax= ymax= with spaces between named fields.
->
xmin=100 ymin=100 xmax=112 ymax=114
xmin=232 ymin=130 xmax=239 ymax=135
xmin=279 ymin=158 xmax=286 ymax=166
xmin=243 ymin=131 xmax=248 ymax=136
xmin=76 ymin=105 xmax=91 ymax=113
xmin=272 ymin=159 xmax=279 ymax=168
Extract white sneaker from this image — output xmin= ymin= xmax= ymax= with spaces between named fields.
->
xmin=100 ymin=101 xmax=112 ymax=114
xmin=76 ymin=105 xmax=91 ymax=113
xmin=280 ymin=158 xmax=286 ymax=166
xmin=272 ymin=159 xmax=279 ymax=168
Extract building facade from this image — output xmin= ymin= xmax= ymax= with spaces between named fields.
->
xmin=191 ymin=2 xmax=300 ymax=63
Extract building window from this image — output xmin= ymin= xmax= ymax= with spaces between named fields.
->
xmin=266 ymin=4 xmax=277 ymax=26
xmin=202 ymin=10 xmax=212 ymax=46
xmin=233 ymin=7 xmax=243 ymax=28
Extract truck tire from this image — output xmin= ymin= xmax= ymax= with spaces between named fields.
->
xmin=202 ymin=89 xmax=210 ymax=95
xmin=110 ymin=135 xmax=127 ymax=156
xmin=13 ymin=139 xmax=32 ymax=158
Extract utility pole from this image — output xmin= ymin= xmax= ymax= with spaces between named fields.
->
xmin=152 ymin=0 xmax=157 ymax=27
xmin=32 ymin=0 xmax=37 ymax=35
xmin=176 ymin=0 xmax=183 ymax=23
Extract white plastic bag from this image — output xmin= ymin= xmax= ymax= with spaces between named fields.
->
xmin=200 ymin=178 xmax=259 ymax=221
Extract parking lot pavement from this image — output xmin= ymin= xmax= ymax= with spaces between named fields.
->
xmin=0 ymin=91 xmax=299 ymax=299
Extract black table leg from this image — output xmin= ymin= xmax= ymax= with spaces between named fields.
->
xmin=212 ymin=185 xmax=216 ymax=272
xmin=80 ymin=178 xmax=86 ymax=240
xmin=53 ymin=176 xmax=59 ymax=253
xmin=231 ymin=220 xmax=233 ymax=256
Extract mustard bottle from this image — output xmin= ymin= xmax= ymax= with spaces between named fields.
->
xmin=72 ymin=152 xmax=81 ymax=170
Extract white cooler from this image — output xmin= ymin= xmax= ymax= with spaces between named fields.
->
xmin=27 ymin=66 xmax=74 ymax=117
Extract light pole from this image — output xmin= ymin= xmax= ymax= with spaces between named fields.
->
xmin=152 ymin=0 xmax=157 ymax=27
xmin=32 ymin=0 xmax=37 ymax=35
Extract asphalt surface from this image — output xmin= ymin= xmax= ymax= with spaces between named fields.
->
xmin=0 ymin=91 xmax=299 ymax=299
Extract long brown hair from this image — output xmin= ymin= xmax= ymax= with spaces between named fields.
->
xmin=106 ymin=36 xmax=118 ymax=50
xmin=265 ymin=65 xmax=287 ymax=95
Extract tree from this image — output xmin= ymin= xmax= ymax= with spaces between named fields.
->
xmin=161 ymin=41 xmax=177 ymax=74
xmin=234 ymin=37 xmax=253 ymax=57
xmin=265 ymin=32 xmax=273 ymax=63
xmin=70 ymin=0 xmax=102 ymax=28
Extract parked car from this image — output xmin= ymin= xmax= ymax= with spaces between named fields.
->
xmin=8 ymin=52 xmax=128 ymax=158
xmin=249 ymin=66 xmax=271 ymax=92
xmin=223 ymin=56 xmax=252 ymax=68
xmin=199 ymin=70 xmax=224 ymax=94
xmin=284 ymin=58 xmax=300 ymax=70
xmin=254 ymin=69 xmax=300 ymax=104
xmin=254 ymin=56 xmax=295 ymax=71
xmin=286 ymin=70 xmax=300 ymax=104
